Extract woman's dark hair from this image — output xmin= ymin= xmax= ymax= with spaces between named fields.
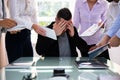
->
xmin=107 ymin=0 xmax=119 ymax=2
xmin=56 ymin=8 xmax=72 ymax=21
xmin=106 ymin=0 xmax=113 ymax=2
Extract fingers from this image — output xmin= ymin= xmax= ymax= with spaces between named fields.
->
xmin=8 ymin=19 xmax=17 ymax=27
xmin=32 ymin=24 xmax=46 ymax=36
xmin=58 ymin=20 xmax=67 ymax=30
xmin=38 ymin=27 xmax=46 ymax=36
xmin=53 ymin=19 xmax=73 ymax=36
xmin=109 ymin=36 xmax=120 ymax=47
xmin=59 ymin=22 xmax=66 ymax=32
xmin=53 ymin=20 xmax=67 ymax=36
xmin=1 ymin=19 xmax=17 ymax=28
xmin=89 ymin=46 xmax=97 ymax=51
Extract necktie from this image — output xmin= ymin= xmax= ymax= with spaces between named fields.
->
xmin=1 ymin=0 xmax=6 ymax=32
xmin=1 ymin=0 xmax=5 ymax=19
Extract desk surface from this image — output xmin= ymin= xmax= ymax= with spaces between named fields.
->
xmin=1 ymin=57 xmax=120 ymax=80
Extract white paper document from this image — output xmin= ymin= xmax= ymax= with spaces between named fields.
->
xmin=42 ymin=27 xmax=57 ymax=40
xmin=80 ymin=24 xmax=99 ymax=36
xmin=49 ymin=77 xmax=68 ymax=80
xmin=5 ymin=64 xmax=30 ymax=69
xmin=6 ymin=57 xmax=34 ymax=69
xmin=41 ymin=77 xmax=68 ymax=80
xmin=12 ymin=61 xmax=34 ymax=66
xmin=80 ymin=20 xmax=106 ymax=37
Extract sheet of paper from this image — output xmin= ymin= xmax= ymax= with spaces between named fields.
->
xmin=49 ymin=77 xmax=68 ymax=80
xmin=5 ymin=64 xmax=30 ymax=69
xmin=12 ymin=61 xmax=34 ymax=66
xmin=5 ymin=57 xmax=35 ymax=69
xmin=80 ymin=24 xmax=99 ymax=36
xmin=80 ymin=20 xmax=107 ymax=37
xmin=42 ymin=27 xmax=57 ymax=40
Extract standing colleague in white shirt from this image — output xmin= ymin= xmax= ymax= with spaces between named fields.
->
xmin=104 ymin=0 xmax=120 ymax=32
xmin=6 ymin=0 xmax=46 ymax=63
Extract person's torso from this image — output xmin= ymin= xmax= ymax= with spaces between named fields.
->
xmin=7 ymin=0 xmax=37 ymax=31
xmin=77 ymin=0 xmax=107 ymax=33
xmin=109 ymin=2 xmax=120 ymax=22
xmin=75 ymin=0 xmax=108 ymax=45
xmin=45 ymin=22 xmax=77 ymax=57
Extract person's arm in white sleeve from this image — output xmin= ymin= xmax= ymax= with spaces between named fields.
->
xmin=104 ymin=6 xmax=113 ymax=32
xmin=30 ymin=0 xmax=46 ymax=36
xmin=8 ymin=0 xmax=33 ymax=30
xmin=73 ymin=0 xmax=81 ymax=30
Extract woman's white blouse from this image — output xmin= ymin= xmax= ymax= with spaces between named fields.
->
xmin=7 ymin=0 xmax=38 ymax=31
xmin=0 ymin=0 xmax=3 ymax=19
xmin=105 ymin=1 xmax=120 ymax=32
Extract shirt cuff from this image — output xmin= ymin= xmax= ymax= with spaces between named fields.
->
xmin=106 ymin=30 xmax=114 ymax=38
xmin=116 ymin=29 xmax=120 ymax=38
xmin=25 ymin=22 xmax=34 ymax=30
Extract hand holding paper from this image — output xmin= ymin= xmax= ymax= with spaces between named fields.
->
xmin=42 ymin=27 xmax=57 ymax=40
xmin=80 ymin=20 xmax=107 ymax=37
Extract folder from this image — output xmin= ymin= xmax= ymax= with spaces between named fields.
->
xmin=88 ymin=43 xmax=109 ymax=60
xmin=75 ymin=43 xmax=109 ymax=69
xmin=75 ymin=57 xmax=108 ymax=69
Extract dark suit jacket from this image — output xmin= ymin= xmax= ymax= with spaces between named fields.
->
xmin=36 ymin=22 xmax=93 ymax=57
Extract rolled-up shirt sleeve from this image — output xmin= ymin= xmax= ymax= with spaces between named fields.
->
xmin=106 ymin=14 xmax=120 ymax=38
xmin=8 ymin=0 xmax=38 ymax=30
xmin=116 ymin=29 xmax=120 ymax=38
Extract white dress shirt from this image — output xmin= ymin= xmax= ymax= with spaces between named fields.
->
xmin=105 ymin=1 xmax=120 ymax=32
xmin=0 ymin=0 xmax=3 ymax=19
xmin=7 ymin=0 xmax=38 ymax=31
xmin=0 ymin=0 xmax=3 ymax=37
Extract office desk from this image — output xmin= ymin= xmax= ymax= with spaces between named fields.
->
xmin=2 ymin=57 xmax=120 ymax=80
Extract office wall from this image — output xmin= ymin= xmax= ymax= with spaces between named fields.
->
xmin=109 ymin=46 xmax=120 ymax=65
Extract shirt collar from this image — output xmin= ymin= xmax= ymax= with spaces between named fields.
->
xmin=82 ymin=0 xmax=87 ymax=3
xmin=119 ymin=1 xmax=120 ymax=8
xmin=97 ymin=0 xmax=101 ymax=4
xmin=82 ymin=0 xmax=101 ymax=4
